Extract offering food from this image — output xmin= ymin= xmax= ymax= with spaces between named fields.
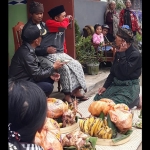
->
xmin=47 ymin=98 xmax=68 ymax=119
xmin=62 ymin=130 xmax=97 ymax=150
xmin=79 ymin=117 xmax=113 ymax=139
xmin=88 ymin=98 xmax=115 ymax=116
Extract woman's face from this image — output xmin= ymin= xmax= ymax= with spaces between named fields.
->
xmin=96 ymin=26 xmax=102 ymax=35
xmin=115 ymin=35 xmax=124 ymax=47
xmin=125 ymin=0 xmax=132 ymax=8
xmin=110 ymin=2 xmax=116 ymax=10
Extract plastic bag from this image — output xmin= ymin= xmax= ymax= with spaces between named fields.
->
xmin=35 ymin=117 xmax=63 ymax=150
xmin=109 ymin=109 xmax=133 ymax=134
xmin=47 ymin=98 xmax=68 ymax=118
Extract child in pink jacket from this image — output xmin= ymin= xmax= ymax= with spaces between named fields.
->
xmin=92 ymin=24 xmax=104 ymax=47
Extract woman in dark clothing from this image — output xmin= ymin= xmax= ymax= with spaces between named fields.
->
xmin=94 ymin=25 xmax=142 ymax=109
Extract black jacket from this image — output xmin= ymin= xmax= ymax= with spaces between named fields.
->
xmin=8 ymin=42 xmax=55 ymax=82
xmin=103 ymin=44 xmax=142 ymax=88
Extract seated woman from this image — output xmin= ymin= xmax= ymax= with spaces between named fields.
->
xmin=8 ymin=78 xmax=47 ymax=150
xmin=94 ymin=25 xmax=142 ymax=109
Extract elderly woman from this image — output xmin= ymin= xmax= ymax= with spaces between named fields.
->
xmin=94 ymin=25 xmax=142 ymax=109
xmin=104 ymin=0 xmax=119 ymax=42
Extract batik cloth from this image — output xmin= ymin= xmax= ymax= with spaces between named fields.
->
xmin=38 ymin=53 xmax=87 ymax=93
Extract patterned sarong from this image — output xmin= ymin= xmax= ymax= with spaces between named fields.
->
xmin=38 ymin=53 xmax=87 ymax=93
xmin=94 ymin=77 xmax=140 ymax=106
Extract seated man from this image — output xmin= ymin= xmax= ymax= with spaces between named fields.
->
xmin=21 ymin=1 xmax=88 ymax=103
xmin=94 ymin=25 xmax=142 ymax=109
xmin=9 ymin=25 xmax=64 ymax=97
xmin=101 ymin=24 xmax=113 ymax=51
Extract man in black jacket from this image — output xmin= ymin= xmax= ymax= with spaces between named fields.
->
xmin=9 ymin=25 xmax=64 ymax=97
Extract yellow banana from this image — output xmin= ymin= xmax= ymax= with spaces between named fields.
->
xmin=98 ymin=119 xmax=103 ymax=129
xmin=90 ymin=118 xmax=100 ymax=136
xmin=107 ymin=133 xmax=112 ymax=139
xmin=103 ymin=132 xmax=108 ymax=139
xmin=93 ymin=119 xmax=103 ymax=136
xmin=106 ymin=127 xmax=112 ymax=134
xmin=93 ymin=119 xmax=101 ymax=136
xmin=84 ymin=118 xmax=90 ymax=134
xmin=97 ymin=127 xmax=106 ymax=137
xmin=79 ymin=119 xmax=84 ymax=132
xmin=88 ymin=116 xmax=95 ymax=129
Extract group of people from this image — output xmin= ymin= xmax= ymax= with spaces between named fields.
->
xmin=9 ymin=1 xmax=89 ymax=104
xmin=8 ymin=0 xmax=142 ymax=149
xmin=104 ymin=0 xmax=142 ymax=42
xmin=93 ymin=0 xmax=142 ymax=50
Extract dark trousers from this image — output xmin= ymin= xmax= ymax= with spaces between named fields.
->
xmin=34 ymin=78 xmax=54 ymax=97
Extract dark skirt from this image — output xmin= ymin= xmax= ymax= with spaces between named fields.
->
xmin=94 ymin=77 xmax=140 ymax=108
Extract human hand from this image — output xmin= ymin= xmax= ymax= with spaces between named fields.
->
xmin=47 ymin=46 xmax=56 ymax=54
xmin=66 ymin=15 xmax=73 ymax=20
xmin=53 ymin=60 xmax=64 ymax=70
xmin=50 ymin=73 xmax=60 ymax=82
xmin=98 ymin=87 xmax=106 ymax=95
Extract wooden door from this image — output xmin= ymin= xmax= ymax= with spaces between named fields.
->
xmin=27 ymin=0 xmax=76 ymax=59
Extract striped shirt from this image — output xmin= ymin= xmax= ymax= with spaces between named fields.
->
xmin=8 ymin=142 xmax=44 ymax=150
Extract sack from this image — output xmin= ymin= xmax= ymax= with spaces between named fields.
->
xmin=83 ymin=25 xmax=94 ymax=37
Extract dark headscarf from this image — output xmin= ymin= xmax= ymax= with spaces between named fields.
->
xmin=116 ymin=25 xmax=134 ymax=43
xmin=29 ymin=1 xmax=44 ymax=14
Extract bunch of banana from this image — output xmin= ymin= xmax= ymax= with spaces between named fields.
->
xmin=79 ymin=116 xmax=113 ymax=139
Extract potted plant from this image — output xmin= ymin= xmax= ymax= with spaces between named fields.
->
xmin=76 ymin=35 xmax=105 ymax=75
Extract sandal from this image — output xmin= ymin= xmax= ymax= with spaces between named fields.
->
xmin=71 ymin=95 xmax=89 ymax=101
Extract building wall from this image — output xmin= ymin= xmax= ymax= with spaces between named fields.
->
xmin=8 ymin=0 xmax=27 ymax=64
xmin=74 ymin=0 xmax=107 ymax=34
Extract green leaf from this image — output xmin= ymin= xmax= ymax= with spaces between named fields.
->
xmin=86 ymin=137 xmax=98 ymax=149
xmin=63 ymin=146 xmax=77 ymax=150
xmin=112 ymin=129 xmax=133 ymax=143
